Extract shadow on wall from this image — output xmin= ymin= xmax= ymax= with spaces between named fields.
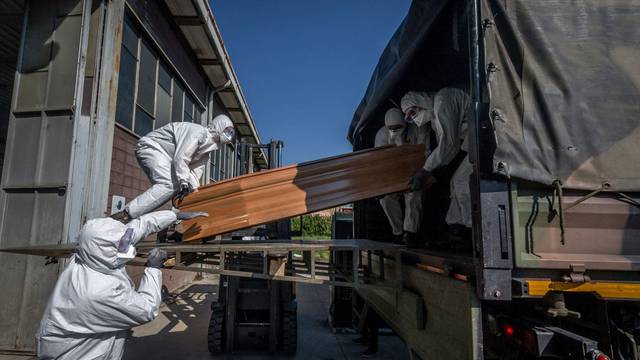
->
xmin=123 ymin=283 xmax=218 ymax=360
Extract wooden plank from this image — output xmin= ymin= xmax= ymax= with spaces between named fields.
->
xmin=178 ymin=145 xmax=426 ymax=241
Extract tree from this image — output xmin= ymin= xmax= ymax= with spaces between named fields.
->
xmin=291 ymin=214 xmax=332 ymax=239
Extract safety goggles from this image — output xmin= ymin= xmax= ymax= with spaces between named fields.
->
xmin=221 ymin=126 xmax=235 ymax=142
xmin=387 ymin=124 xmax=405 ymax=132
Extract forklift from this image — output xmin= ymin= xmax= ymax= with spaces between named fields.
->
xmin=207 ymin=139 xmax=298 ymax=354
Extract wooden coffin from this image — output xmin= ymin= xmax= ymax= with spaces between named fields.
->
xmin=178 ymin=145 xmax=426 ymax=241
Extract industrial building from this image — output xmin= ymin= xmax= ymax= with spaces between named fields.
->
xmin=0 ymin=0 xmax=264 ymax=354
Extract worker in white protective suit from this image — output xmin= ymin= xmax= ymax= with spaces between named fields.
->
xmin=401 ymin=88 xmax=472 ymax=237
xmin=36 ymin=210 xmax=205 ymax=359
xmin=112 ymin=114 xmax=235 ymax=222
xmin=374 ymin=108 xmax=430 ymax=247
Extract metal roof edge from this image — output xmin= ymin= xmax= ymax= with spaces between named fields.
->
xmin=193 ymin=0 xmax=262 ymax=146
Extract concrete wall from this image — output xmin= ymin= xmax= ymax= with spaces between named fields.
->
xmin=0 ymin=1 xmax=23 ymax=174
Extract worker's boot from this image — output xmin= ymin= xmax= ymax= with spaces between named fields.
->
xmin=110 ymin=209 xmax=131 ymax=224
xmin=403 ymin=231 xmax=421 ymax=248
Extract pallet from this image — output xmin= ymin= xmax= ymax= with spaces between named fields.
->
xmin=136 ymin=239 xmax=405 ymax=290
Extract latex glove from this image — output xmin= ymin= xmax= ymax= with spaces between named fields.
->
xmin=146 ymin=248 xmax=168 ymax=268
xmin=408 ymin=169 xmax=436 ymax=191
xmin=176 ymin=211 xmax=209 ymax=220
xmin=175 ymin=182 xmax=194 ymax=203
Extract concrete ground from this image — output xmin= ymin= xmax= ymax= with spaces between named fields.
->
xmin=123 ymin=275 xmax=408 ymax=360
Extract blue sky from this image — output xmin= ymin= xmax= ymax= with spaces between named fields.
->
xmin=210 ymin=1 xmax=411 ymax=165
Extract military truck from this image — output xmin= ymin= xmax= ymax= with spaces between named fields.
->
xmin=347 ymin=1 xmax=640 ymax=359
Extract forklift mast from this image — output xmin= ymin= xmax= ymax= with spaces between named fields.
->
xmin=236 ymin=139 xmax=284 ymax=175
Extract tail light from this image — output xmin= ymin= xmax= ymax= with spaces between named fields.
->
xmin=501 ymin=323 xmax=515 ymax=338
xmin=499 ymin=321 xmax=540 ymax=355
xmin=590 ymin=350 xmax=610 ymax=360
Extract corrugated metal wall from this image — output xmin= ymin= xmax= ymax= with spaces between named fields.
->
xmin=0 ymin=0 xmax=91 ymax=351
xmin=0 ymin=0 xmax=24 ymax=177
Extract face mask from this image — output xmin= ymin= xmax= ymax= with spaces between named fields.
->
xmin=410 ymin=109 xmax=431 ymax=127
xmin=116 ymin=228 xmax=136 ymax=267
xmin=220 ymin=127 xmax=235 ymax=144
xmin=388 ymin=128 xmax=406 ymax=146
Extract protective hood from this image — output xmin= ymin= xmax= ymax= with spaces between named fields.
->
xmin=194 ymin=132 xmax=219 ymax=159
xmin=195 ymin=119 xmax=230 ymax=160
xmin=400 ymin=91 xmax=434 ymax=113
xmin=384 ymin=108 xmax=405 ymax=128
xmin=76 ymin=218 xmax=128 ymax=273
xmin=401 ymin=92 xmax=435 ymax=127
xmin=384 ymin=108 xmax=406 ymax=146
xmin=208 ymin=115 xmax=234 ymax=143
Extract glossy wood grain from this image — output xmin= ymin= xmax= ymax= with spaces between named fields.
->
xmin=178 ymin=145 xmax=426 ymax=241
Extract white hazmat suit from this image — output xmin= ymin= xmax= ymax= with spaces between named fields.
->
xmin=36 ymin=210 xmax=177 ymax=360
xmin=401 ymin=88 xmax=472 ymax=227
xmin=125 ymin=115 xmax=234 ymax=218
xmin=375 ymin=108 xmax=430 ymax=236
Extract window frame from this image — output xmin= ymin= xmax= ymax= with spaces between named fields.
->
xmin=115 ymin=10 xmax=207 ymax=137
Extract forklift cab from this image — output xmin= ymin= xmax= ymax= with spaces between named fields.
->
xmin=207 ymin=139 xmax=298 ymax=354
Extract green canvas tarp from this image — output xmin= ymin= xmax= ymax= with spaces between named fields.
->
xmin=349 ymin=0 xmax=640 ymax=191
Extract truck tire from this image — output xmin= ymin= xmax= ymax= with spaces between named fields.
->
xmin=208 ymin=302 xmax=225 ymax=353
xmin=281 ymin=300 xmax=298 ymax=354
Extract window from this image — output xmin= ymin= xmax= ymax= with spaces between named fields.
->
xmin=208 ymin=144 xmax=236 ymax=182
xmin=172 ymin=83 xmax=184 ymax=122
xmin=156 ymin=64 xmax=172 ymax=128
xmin=115 ymin=19 xmax=138 ymax=129
xmin=158 ymin=62 xmax=172 ymax=91
xmin=136 ymin=40 xmax=157 ymax=116
xmin=114 ymin=13 xmax=205 ymax=136
xmin=194 ymin=107 xmax=202 ymax=124
xmin=122 ymin=18 xmax=138 ymax=54
xmin=134 ymin=107 xmax=153 ymax=135
xmin=184 ymin=94 xmax=194 ymax=123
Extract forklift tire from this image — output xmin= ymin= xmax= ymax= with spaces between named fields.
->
xmin=281 ymin=300 xmax=298 ymax=354
xmin=208 ymin=302 xmax=225 ymax=353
